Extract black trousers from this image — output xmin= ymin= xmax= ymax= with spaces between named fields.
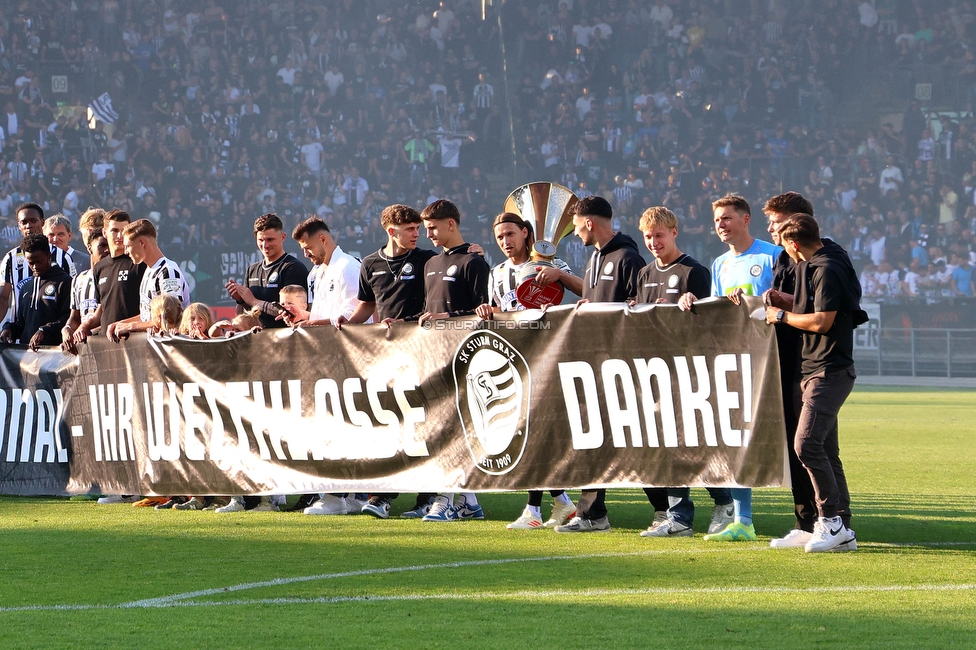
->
xmin=527 ymin=490 xmax=566 ymax=507
xmin=576 ymin=489 xmax=607 ymax=520
xmin=642 ymin=487 xmax=669 ymax=512
xmin=795 ymin=368 xmax=855 ymax=525
xmin=787 ymin=380 xmax=819 ymax=531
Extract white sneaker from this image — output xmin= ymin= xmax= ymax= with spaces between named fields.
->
xmin=344 ymin=495 xmax=368 ymax=513
xmin=214 ymin=497 xmax=246 ymax=513
xmin=250 ymin=497 xmax=279 ymax=512
xmin=553 ymin=515 xmax=611 ymax=533
xmin=708 ymin=504 xmax=734 ymax=534
xmin=770 ymin=529 xmax=814 ymax=549
xmin=421 ymin=499 xmax=456 ymax=522
xmin=640 ymin=517 xmax=693 ymax=538
xmin=96 ymin=495 xmax=139 ymax=504
xmin=507 ymin=508 xmax=544 ymax=530
xmin=303 ymin=494 xmax=347 ymax=516
xmin=805 ymin=516 xmax=847 ymax=553
xmin=832 ymin=528 xmax=858 ymax=552
xmin=543 ymin=501 xmax=577 ymax=528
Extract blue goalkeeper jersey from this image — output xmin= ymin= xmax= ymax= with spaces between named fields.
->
xmin=711 ymin=238 xmax=781 ymax=297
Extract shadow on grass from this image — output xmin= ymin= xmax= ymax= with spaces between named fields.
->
xmin=1 ymin=596 xmax=975 ymax=649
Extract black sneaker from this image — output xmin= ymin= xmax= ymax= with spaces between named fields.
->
xmin=286 ymin=493 xmax=318 ymax=512
xmin=154 ymin=497 xmax=187 ymax=510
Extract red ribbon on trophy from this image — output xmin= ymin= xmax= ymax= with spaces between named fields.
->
xmin=503 ymin=182 xmax=579 ymax=309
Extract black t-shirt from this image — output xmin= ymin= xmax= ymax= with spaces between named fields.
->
xmin=582 ymin=232 xmax=644 ymax=303
xmin=92 ymin=254 xmax=146 ymax=326
xmin=793 ymin=246 xmax=861 ymax=377
xmin=358 ymin=247 xmax=437 ymax=321
xmin=424 ymin=243 xmax=490 ymax=315
xmin=244 ymin=253 xmax=308 ymax=329
xmin=635 ymin=254 xmax=710 ymax=304
xmin=772 ymin=248 xmax=801 ymax=386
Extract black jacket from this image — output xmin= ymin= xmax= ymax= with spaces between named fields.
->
xmin=8 ymin=265 xmax=72 ymax=344
xmin=582 ymin=232 xmax=644 ymax=303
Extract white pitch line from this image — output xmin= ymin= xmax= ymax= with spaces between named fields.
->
xmin=123 ymin=540 xmax=976 ymax=608
xmin=182 ymin=582 xmax=976 ymax=606
xmin=121 ymin=547 xmax=743 ymax=608
xmin=1 ymin=542 xmax=974 ymax=614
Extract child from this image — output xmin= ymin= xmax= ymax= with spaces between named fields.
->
xmin=178 ymin=302 xmax=214 ymax=339
xmin=148 ymin=294 xmax=183 ymax=336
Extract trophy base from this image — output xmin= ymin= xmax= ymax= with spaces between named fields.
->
xmin=516 ymin=280 xmax=564 ymax=309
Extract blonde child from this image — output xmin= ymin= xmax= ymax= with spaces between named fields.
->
xmin=149 ymin=294 xmax=183 ymax=336
xmin=178 ymin=302 xmax=214 ymax=339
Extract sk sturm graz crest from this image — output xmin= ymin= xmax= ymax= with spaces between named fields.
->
xmin=453 ymin=330 xmax=531 ymax=475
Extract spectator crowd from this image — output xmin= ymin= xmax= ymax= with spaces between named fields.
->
xmin=0 ymin=0 xmax=973 ymax=298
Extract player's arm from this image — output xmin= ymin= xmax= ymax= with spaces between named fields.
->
xmin=1 ymin=293 xmax=25 ymax=343
xmin=336 ymin=300 xmax=376 ymax=328
xmin=534 ymin=264 xmax=583 ymax=296
xmin=108 ymin=314 xmax=148 ymax=341
xmin=766 ymin=308 xmax=836 ymax=333
xmin=766 ymin=266 xmax=842 ymax=332
xmin=298 ymin=318 xmax=331 ymax=328
xmin=74 ymin=304 xmax=102 ymax=343
xmin=474 ymin=303 xmax=498 ymax=319
xmin=0 ymin=282 xmax=10 ymax=326
xmin=762 ymin=288 xmax=794 ymax=310
xmin=230 ymin=280 xmax=283 ymax=318
xmin=61 ymin=309 xmax=82 ymax=353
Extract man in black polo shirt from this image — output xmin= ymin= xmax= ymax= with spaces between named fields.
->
xmin=765 ymin=213 xmax=866 ymax=553
xmin=419 ymin=199 xmax=490 ymax=323
xmin=339 ymin=204 xmax=438 ymax=325
xmin=418 ymin=199 xmax=490 ymax=523
xmin=633 ymin=206 xmax=715 ymax=539
xmin=339 ymin=203 xmax=483 ymax=519
xmin=226 ymin=213 xmax=308 ymax=330
xmin=555 ymin=195 xmax=643 ymax=534
xmin=760 ymin=192 xmax=821 ymax=548
xmin=72 ymin=210 xmax=146 ymax=345
xmin=335 ymin=204 xmax=435 ymax=520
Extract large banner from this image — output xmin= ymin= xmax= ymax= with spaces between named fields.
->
xmin=0 ymin=299 xmax=787 ymax=496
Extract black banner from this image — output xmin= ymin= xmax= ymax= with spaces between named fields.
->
xmin=0 ymin=299 xmax=787 ymax=496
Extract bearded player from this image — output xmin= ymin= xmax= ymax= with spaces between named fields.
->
xmin=475 ymin=212 xmax=581 ymax=530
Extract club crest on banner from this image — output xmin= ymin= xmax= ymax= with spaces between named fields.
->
xmin=453 ymin=330 xmax=531 ymax=475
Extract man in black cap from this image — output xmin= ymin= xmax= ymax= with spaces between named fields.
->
xmin=555 ymin=195 xmax=643 ymax=533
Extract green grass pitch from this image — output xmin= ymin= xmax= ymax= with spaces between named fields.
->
xmin=0 ymin=387 xmax=973 ymax=649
